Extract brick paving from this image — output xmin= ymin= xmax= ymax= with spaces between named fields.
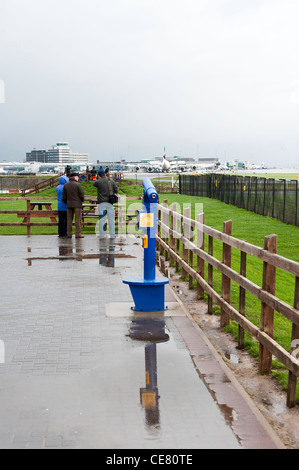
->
xmin=0 ymin=235 xmax=284 ymax=449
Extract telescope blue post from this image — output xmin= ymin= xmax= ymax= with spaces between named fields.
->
xmin=143 ymin=178 xmax=157 ymax=282
xmin=123 ymin=178 xmax=169 ymax=311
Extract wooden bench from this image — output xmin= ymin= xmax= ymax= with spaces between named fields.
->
xmin=16 ymin=200 xmax=58 ymax=234
xmin=20 ymin=201 xmax=57 ymax=224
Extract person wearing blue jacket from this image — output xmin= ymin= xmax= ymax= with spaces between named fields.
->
xmin=56 ymin=175 xmax=69 ymax=237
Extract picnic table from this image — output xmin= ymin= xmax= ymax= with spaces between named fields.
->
xmin=21 ymin=201 xmax=57 ymax=224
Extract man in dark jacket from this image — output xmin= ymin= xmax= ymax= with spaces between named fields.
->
xmin=93 ymin=168 xmax=118 ymax=237
xmin=62 ymin=172 xmax=85 ymax=238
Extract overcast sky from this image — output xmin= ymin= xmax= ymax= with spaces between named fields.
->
xmin=1 ymin=0 xmax=299 ymax=166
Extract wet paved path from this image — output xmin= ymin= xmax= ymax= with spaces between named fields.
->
xmin=0 ymin=235 xmax=283 ymax=449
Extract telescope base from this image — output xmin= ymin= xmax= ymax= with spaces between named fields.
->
xmin=123 ymin=276 xmax=169 ymax=312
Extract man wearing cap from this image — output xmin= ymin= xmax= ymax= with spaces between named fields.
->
xmin=93 ymin=168 xmax=118 ymax=237
xmin=62 ymin=172 xmax=85 ymax=238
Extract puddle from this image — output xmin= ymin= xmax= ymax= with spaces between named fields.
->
xmin=128 ymin=315 xmax=170 ymax=430
xmin=219 ymin=404 xmax=239 ymax=425
xmin=25 ymin=238 xmax=136 ymax=266
xmin=124 ymin=315 xmax=242 ymax=446
xmin=129 ymin=316 xmax=170 ymax=343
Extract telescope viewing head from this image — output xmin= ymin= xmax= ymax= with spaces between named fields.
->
xmin=142 ymin=178 xmax=159 ymax=204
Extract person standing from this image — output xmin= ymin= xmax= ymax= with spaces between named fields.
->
xmin=90 ymin=166 xmax=97 ymax=181
xmin=65 ymin=165 xmax=71 ymax=178
xmin=62 ymin=172 xmax=85 ymax=238
xmin=93 ymin=168 xmax=118 ymax=237
xmin=56 ymin=175 xmax=69 ymax=237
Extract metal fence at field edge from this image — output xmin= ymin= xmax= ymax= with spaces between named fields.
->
xmin=179 ymin=174 xmax=299 ymax=227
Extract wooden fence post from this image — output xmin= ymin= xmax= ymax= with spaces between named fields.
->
xmin=208 ymin=235 xmax=213 ymax=314
xmin=287 ymin=276 xmax=299 ymax=407
xmin=26 ymin=199 xmax=31 ymax=236
xmin=169 ymin=203 xmax=177 ymax=265
xmin=238 ymin=251 xmax=247 ymax=349
xmin=175 ymin=212 xmax=181 ymax=273
xmin=259 ymin=234 xmax=277 ymax=374
xmin=188 ymin=209 xmax=194 ymax=289
xmin=197 ymin=213 xmax=205 ymax=298
xmin=220 ymin=220 xmax=232 ymax=327
xmin=182 ymin=207 xmax=190 ymax=280
xmin=163 ymin=200 xmax=169 ymax=261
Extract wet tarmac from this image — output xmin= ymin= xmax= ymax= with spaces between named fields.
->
xmin=0 ymin=235 xmax=284 ymax=449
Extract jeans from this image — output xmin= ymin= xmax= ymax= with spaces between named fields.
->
xmin=98 ymin=202 xmax=115 ymax=237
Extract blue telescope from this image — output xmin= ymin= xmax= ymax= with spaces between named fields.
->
xmin=123 ymin=178 xmax=169 ymax=311
xmin=142 ymin=178 xmax=159 ymax=204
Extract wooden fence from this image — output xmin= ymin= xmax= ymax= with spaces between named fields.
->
xmin=0 ymin=197 xmax=140 ymax=235
xmin=20 ymin=175 xmax=62 ymax=197
xmin=156 ymin=200 xmax=299 ymax=408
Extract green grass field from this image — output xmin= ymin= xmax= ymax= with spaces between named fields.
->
xmin=159 ymin=193 xmax=299 ymax=400
xmin=0 ymin=179 xmax=298 ymax=399
xmin=148 ymin=171 xmax=299 ymax=181
xmin=231 ymin=172 xmax=299 ymax=180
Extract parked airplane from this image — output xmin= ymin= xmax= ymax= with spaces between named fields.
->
xmin=146 ymin=153 xmax=188 ymax=173
xmin=186 ymin=162 xmax=219 ymax=172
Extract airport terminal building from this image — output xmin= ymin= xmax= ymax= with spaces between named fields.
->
xmin=25 ymin=142 xmax=89 ymax=164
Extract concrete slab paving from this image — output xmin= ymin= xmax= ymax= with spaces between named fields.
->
xmin=0 ymin=235 xmax=284 ymax=449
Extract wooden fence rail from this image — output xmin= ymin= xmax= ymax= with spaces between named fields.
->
xmin=0 ymin=198 xmax=140 ymax=235
xmin=156 ymin=200 xmax=299 ymax=408
xmin=20 ymin=175 xmax=62 ymax=197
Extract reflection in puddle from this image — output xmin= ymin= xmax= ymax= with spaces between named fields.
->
xmin=26 ymin=237 xmax=135 ymax=266
xmin=98 ymin=237 xmax=115 ymax=267
xmin=59 ymin=245 xmax=73 ymax=259
xmin=129 ymin=315 xmax=169 ymax=430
